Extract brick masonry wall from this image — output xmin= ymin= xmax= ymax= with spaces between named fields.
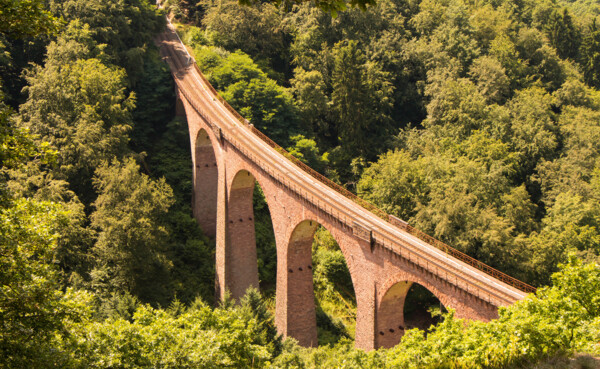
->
xmin=226 ymin=170 xmax=260 ymax=300
xmin=284 ymin=220 xmax=318 ymax=347
xmin=193 ymin=129 xmax=218 ymax=238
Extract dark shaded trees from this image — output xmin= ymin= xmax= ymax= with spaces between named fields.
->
xmin=0 ymin=0 xmax=61 ymax=38
xmin=18 ymin=53 xmax=134 ymax=203
xmin=545 ymin=8 xmax=580 ymax=60
xmin=580 ymin=20 xmax=600 ymax=88
xmin=49 ymin=0 xmax=165 ymax=85
xmin=90 ymin=158 xmax=174 ymax=305
xmin=331 ymin=40 xmax=394 ymax=161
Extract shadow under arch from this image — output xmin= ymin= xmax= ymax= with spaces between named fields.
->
xmin=376 ymin=277 xmax=449 ymax=349
xmin=277 ymin=219 xmax=357 ymax=348
xmin=225 ymin=168 xmax=276 ymax=301
xmin=193 ymin=128 xmax=218 ymax=238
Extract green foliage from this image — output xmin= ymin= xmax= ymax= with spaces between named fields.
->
xmin=44 ymin=20 xmax=107 ymax=66
xmin=0 ymin=99 xmax=53 ymax=176
xmin=69 ymin=293 xmax=280 ymax=368
xmin=0 ymin=22 xmax=53 ymax=108
xmin=552 ymin=255 xmax=600 ymax=317
xmin=331 ymin=39 xmax=394 ymax=160
xmin=357 ymin=150 xmax=429 ymax=220
xmin=90 ymin=157 xmax=174 ymax=305
xmin=163 ymin=0 xmax=208 ymax=24
xmin=580 ymin=20 xmax=600 ymax=89
xmin=162 ymin=208 xmax=215 ymax=305
xmin=423 ymin=77 xmax=488 ymax=138
xmin=524 ymin=192 xmax=600 ymax=285
xmin=49 ymin=0 xmax=165 ymax=84
xmin=130 ymin=48 xmax=175 ymax=153
xmin=0 ymin=0 xmax=61 ymax=38
xmin=287 ymin=135 xmax=329 ymax=174
xmin=201 ymin=0 xmax=290 ymax=78
xmin=315 ymin=305 xmax=351 ymax=345
xmin=312 ymin=240 xmax=353 ymax=302
xmin=1 ymin=74 xmax=93 ymax=285
xmin=241 ymin=288 xmax=283 ymax=355
xmin=516 ymin=28 xmax=567 ymax=91
xmin=469 ymin=56 xmax=510 ymax=104
xmin=311 ymin=227 xmax=356 ymax=343
xmin=190 ymin=43 xmax=302 ymax=145
xmin=239 ymin=0 xmax=377 ymax=18
xmin=254 ymin=184 xmax=277 ymax=289
xmin=18 ymin=54 xmax=134 ymax=203
xmin=0 ymin=198 xmax=91 ymax=369
xmin=95 ymin=291 xmax=140 ymax=321
xmin=507 ymin=87 xmax=559 ymax=174
xmin=536 ymin=105 xmax=600 ymax=205
xmin=359 ymin=130 xmax=523 ymax=272
xmin=545 ymin=8 xmax=580 ymax=60
xmin=286 ymin=0 xmax=416 ymax=177
xmin=290 ymin=67 xmax=330 ymax=142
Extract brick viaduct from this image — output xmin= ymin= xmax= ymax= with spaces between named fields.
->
xmin=156 ymin=22 xmax=535 ymax=350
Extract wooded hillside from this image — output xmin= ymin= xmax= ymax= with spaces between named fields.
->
xmin=1 ymin=0 xmax=600 ymax=367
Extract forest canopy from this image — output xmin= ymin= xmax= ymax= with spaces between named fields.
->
xmin=1 ymin=0 xmax=600 ymax=367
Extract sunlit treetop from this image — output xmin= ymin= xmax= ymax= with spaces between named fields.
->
xmin=0 ymin=0 xmax=62 ymax=38
xmin=237 ymin=0 xmax=377 ymax=16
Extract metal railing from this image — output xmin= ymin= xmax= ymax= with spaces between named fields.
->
xmin=400 ymin=224 xmax=536 ymax=293
xmin=165 ymin=26 xmax=537 ymax=295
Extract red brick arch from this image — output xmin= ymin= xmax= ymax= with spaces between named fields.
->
xmin=279 ymin=219 xmax=319 ymax=347
xmin=223 ymin=167 xmax=279 ymax=300
xmin=224 ymin=169 xmax=258 ymax=299
xmin=376 ymin=272 xmax=454 ymax=348
xmin=275 ymin=218 xmax=361 ymax=347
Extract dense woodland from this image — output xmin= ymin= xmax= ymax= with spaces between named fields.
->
xmin=1 ymin=0 xmax=600 ymax=367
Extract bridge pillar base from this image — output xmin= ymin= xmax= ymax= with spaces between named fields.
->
xmin=375 ymin=281 xmax=411 ymax=348
xmin=354 ymin=273 xmax=377 ymax=350
xmin=225 ymin=170 xmax=260 ymax=300
xmin=276 ymin=220 xmax=318 ymax=347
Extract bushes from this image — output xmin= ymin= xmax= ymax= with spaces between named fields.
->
xmin=272 ymin=257 xmax=600 ymax=369
xmin=67 ymin=291 xmax=281 ymax=368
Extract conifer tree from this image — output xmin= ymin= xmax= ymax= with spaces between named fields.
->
xmin=581 ymin=20 xmax=600 ymax=88
xmin=90 ymin=158 xmax=174 ymax=305
xmin=545 ymin=8 xmax=580 ymax=60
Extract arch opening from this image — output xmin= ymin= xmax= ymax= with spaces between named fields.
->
xmin=254 ymin=183 xmax=277 ymax=297
xmin=278 ymin=220 xmax=356 ymax=347
xmin=404 ymin=283 xmax=446 ymax=332
xmin=376 ymin=280 xmax=446 ymax=349
xmin=193 ymin=128 xmax=218 ymax=238
xmin=312 ymin=226 xmax=356 ymax=346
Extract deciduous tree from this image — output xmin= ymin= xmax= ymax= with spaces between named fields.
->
xmin=90 ymin=158 xmax=174 ymax=305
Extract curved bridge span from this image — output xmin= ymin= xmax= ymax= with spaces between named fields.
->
xmin=156 ymin=22 xmax=534 ymax=350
